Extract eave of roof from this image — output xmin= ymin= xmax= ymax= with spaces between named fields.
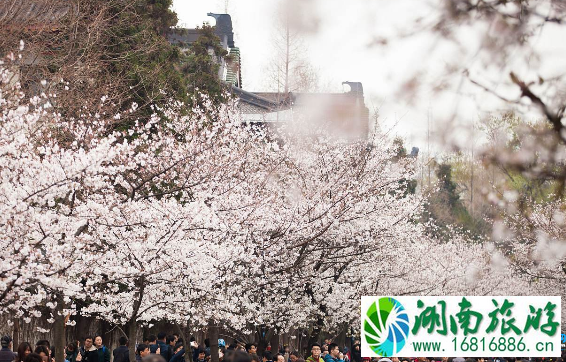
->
xmin=0 ymin=1 xmax=69 ymax=31
xmin=231 ymin=86 xmax=282 ymax=112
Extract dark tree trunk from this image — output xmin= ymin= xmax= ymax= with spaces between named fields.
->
xmin=209 ymin=320 xmax=219 ymax=362
xmin=13 ymin=318 xmax=19 ymax=352
xmin=257 ymin=327 xmax=267 ymax=356
xmin=307 ymin=315 xmax=325 ymax=353
xmin=176 ymin=324 xmax=193 ymax=362
xmin=337 ymin=325 xmax=346 ymax=350
xmin=347 ymin=326 xmax=353 ymax=357
xmin=128 ymin=319 xmax=138 ymax=362
xmin=257 ymin=326 xmax=274 ymax=356
xmin=270 ymin=332 xmax=279 ymax=355
xmin=54 ymin=300 xmax=66 ymax=362
xmin=297 ymin=329 xmax=304 ymax=357
xmin=127 ymin=277 xmax=146 ymax=362
xmin=101 ymin=320 xmax=109 ymax=348
xmin=75 ymin=315 xmax=88 ymax=342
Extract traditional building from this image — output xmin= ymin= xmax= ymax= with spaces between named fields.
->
xmin=0 ymin=1 xmax=69 ymax=33
xmin=168 ymin=12 xmax=370 ymax=139
xmin=0 ymin=1 xmax=70 ymax=90
xmin=233 ymin=83 xmax=369 ymax=139
xmin=2 ymin=5 xmax=370 ymax=139
xmin=167 ymin=13 xmax=242 ymax=88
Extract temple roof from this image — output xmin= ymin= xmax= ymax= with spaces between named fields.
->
xmin=168 ymin=13 xmax=235 ymax=49
xmin=167 ymin=29 xmax=201 ymax=46
xmin=231 ymin=86 xmax=281 ymax=112
xmin=207 ymin=13 xmax=234 ymax=47
xmin=0 ymin=1 xmax=69 ymax=31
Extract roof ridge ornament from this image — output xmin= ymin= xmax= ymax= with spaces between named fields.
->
xmin=342 ymin=81 xmax=364 ymax=97
xmin=207 ymin=12 xmax=234 ymax=47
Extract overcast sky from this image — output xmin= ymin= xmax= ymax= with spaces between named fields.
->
xmin=172 ymin=0 xmax=566 ymax=151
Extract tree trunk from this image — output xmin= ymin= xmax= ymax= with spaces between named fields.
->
xmin=209 ymin=320 xmax=219 ymax=362
xmin=257 ymin=326 xmax=273 ymax=356
xmin=337 ymin=325 xmax=346 ymax=351
xmin=307 ymin=315 xmax=325 ymax=353
xmin=284 ymin=24 xmax=290 ymax=94
xmin=128 ymin=319 xmax=138 ymax=362
xmin=176 ymin=324 xmax=193 ymax=362
xmin=257 ymin=329 xmax=267 ymax=356
xmin=270 ymin=332 xmax=279 ymax=355
xmin=54 ymin=301 xmax=66 ymax=362
xmin=301 ymin=329 xmax=309 ymax=357
xmin=101 ymin=320 xmax=110 ymax=350
xmin=347 ymin=326 xmax=354 ymax=356
xmin=12 ymin=318 xmax=19 ymax=352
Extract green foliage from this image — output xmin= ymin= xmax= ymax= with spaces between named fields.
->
xmin=392 ymin=137 xmax=407 ymax=159
xmin=95 ymin=2 xmax=231 ymax=127
xmin=146 ymin=0 xmax=178 ymax=34
xmin=182 ymin=24 xmax=230 ymax=107
xmin=482 ymin=112 xmax=559 ymax=203
xmin=436 ymin=164 xmax=459 ymax=207
xmin=8 ymin=0 xmax=230 ymax=129
xmin=506 ymin=170 xmax=555 ymax=203
xmin=391 ymin=137 xmax=417 ymax=196
xmin=422 ymin=163 xmax=489 ymax=240
xmin=99 ymin=0 xmax=191 ymax=128
xmin=406 ymin=179 xmax=417 ymax=195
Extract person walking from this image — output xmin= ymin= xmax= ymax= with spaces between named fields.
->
xmin=156 ymin=333 xmax=171 ymax=362
xmin=305 ymin=344 xmax=323 ymax=362
xmin=65 ymin=342 xmax=79 ymax=362
xmin=350 ymin=343 xmax=361 ymax=362
xmin=167 ymin=336 xmax=176 ymax=357
xmin=93 ymin=336 xmax=110 ymax=362
xmin=76 ymin=337 xmax=97 ymax=362
xmin=23 ymin=354 xmax=43 ymax=362
xmin=33 ymin=346 xmax=49 ymax=362
xmin=323 ymin=344 xmax=343 ymax=362
xmin=262 ymin=352 xmax=273 ymax=362
xmin=113 ymin=337 xmax=129 ymax=362
xmin=245 ymin=344 xmax=257 ymax=355
xmin=289 ymin=352 xmax=300 ymax=362
xmin=16 ymin=343 xmax=32 ymax=362
xmin=0 ymin=337 xmax=17 ymax=362
xmin=195 ymin=349 xmax=207 ymax=362
xmin=136 ymin=345 xmax=150 ymax=362
xmin=148 ymin=337 xmax=159 ymax=355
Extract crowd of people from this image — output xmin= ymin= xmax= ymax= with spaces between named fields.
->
xmin=0 ymin=336 xmax=59 ymax=362
xmin=0 ymin=334 xmax=562 ymax=362
xmin=368 ymin=358 xmax=564 ymax=362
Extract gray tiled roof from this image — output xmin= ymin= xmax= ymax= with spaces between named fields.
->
xmin=252 ymin=92 xmax=291 ymax=105
xmin=168 ymin=13 xmax=235 ymax=49
xmin=231 ymin=86 xmax=281 ymax=112
xmin=0 ymin=1 xmax=69 ymax=29
xmin=166 ymin=29 xmax=201 ymax=46
xmin=239 ymin=101 xmax=268 ymax=115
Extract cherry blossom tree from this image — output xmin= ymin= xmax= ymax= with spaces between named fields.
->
xmin=0 ymin=59 xmax=267 ymax=359
xmin=0 ymin=57 xmax=545 ymax=360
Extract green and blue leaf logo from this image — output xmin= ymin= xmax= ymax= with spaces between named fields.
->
xmin=363 ymin=297 xmax=410 ymax=357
